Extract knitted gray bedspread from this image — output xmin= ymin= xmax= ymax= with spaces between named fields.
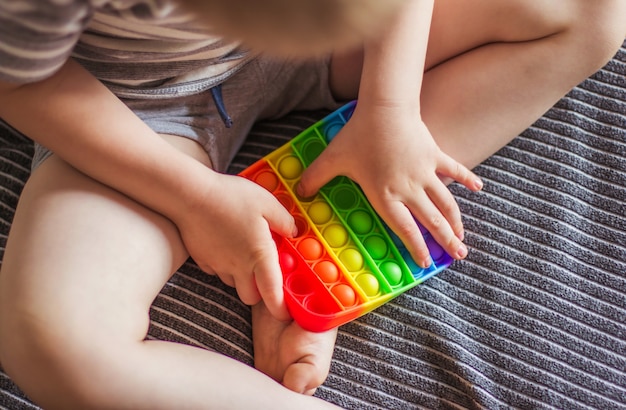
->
xmin=1 ymin=43 xmax=624 ymax=409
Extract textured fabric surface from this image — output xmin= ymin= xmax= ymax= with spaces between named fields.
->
xmin=1 ymin=42 xmax=624 ymax=409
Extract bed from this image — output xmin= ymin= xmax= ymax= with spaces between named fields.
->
xmin=1 ymin=41 xmax=624 ymax=409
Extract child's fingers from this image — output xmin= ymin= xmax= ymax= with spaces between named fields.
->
xmin=380 ymin=200 xmax=432 ymax=268
xmin=297 ymin=148 xmax=341 ymax=199
xmin=425 ymin=182 xmax=464 ymax=241
xmin=260 ymin=190 xmax=299 ymax=238
xmin=233 ymin=274 xmax=262 ymax=307
xmin=252 ymin=244 xmax=291 ymax=321
xmin=438 ymin=154 xmax=483 ymax=192
xmin=405 ymin=190 xmax=468 ymax=261
xmin=218 ymin=271 xmax=235 ymax=287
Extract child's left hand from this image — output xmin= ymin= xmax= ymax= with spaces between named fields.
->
xmin=297 ymin=104 xmax=483 ymax=268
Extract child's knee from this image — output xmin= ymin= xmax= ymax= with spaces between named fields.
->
xmin=526 ymin=0 xmax=625 ymax=79
xmin=567 ymin=1 xmax=626 ymax=61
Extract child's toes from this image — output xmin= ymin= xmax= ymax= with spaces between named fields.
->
xmin=283 ymin=362 xmax=324 ymax=395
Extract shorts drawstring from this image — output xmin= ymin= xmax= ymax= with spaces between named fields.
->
xmin=209 ymin=84 xmax=233 ymax=128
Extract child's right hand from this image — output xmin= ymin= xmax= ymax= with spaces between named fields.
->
xmin=173 ymin=172 xmax=297 ymax=322
xmin=297 ymin=104 xmax=482 ymax=269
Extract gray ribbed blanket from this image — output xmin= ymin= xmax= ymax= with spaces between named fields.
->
xmin=1 ymin=42 xmax=624 ymax=409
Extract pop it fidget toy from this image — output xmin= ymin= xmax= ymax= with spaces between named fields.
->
xmin=239 ymin=101 xmax=454 ymax=332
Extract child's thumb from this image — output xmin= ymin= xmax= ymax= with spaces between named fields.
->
xmin=296 ymin=150 xmax=338 ymax=199
xmin=265 ymin=195 xmax=299 ymax=238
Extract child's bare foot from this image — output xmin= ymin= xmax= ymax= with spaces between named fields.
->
xmin=252 ymin=301 xmax=338 ymax=395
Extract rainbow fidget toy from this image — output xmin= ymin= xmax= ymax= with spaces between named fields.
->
xmin=239 ymin=101 xmax=453 ymax=332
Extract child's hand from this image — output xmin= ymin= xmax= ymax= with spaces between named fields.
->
xmin=297 ymin=105 xmax=483 ymax=268
xmin=174 ymin=173 xmax=297 ymax=321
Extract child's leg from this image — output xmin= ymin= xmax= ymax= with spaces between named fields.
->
xmin=330 ymin=0 xmax=626 ymax=167
xmin=0 ymin=138 xmax=337 ymax=409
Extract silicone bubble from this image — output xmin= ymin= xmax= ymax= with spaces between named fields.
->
xmin=314 ymin=260 xmax=340 ymax=283
xmin=347 ymin=210 xmax=374 ymax=235
xmin=301 ymin=139 xmax=326 ymax=164
xmin=323 ymin=224 xmax=349 ymax=248
xmin=356 ymin=273 xmax=380 ymax=297
xmin=287 ymin=274 xmax=316 ymax=296
xmin=255 ymin=171 xmax=278 ymax=192
xmin=363 ymin=235 xmax=388 ymax=260
xmin=331 ymin=186 xmax=358 ymax=210
xmin=279 ymin=251 xmax=296 ymax=273
xmin=308 ymin=201 xmax=333 ymax=225
xmin=401 ymin=249 xmax=422 ymax=276
xmin=380 ymin=260 xmax=403 ymax=286
xmin=306 ymin=296 xmax=339 ymax=315
xmin=331 ymin=284 xmax=356 ymax=307
xmin=293 ymin=216 xmax=308 ymax=238
xmin=276 ymin=193 xmax=295 ymax=212
xmin=339 ymin=248 xmax=363 ymax=272
xmin=324 ymin=122 xmax=344 ymax=142
xmin=297 ymin=237 xmax=324 ymax=260
xmin=426 ymin=239 xmax=445 ymax=261
xmin=278 ymin=156 xmax=302 ymax=179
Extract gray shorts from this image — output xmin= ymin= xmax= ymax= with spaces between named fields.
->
xmin=32 ymin=55 xmax=342 ymax=172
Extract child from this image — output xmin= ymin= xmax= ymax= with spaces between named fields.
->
xmin=0 ymin=0 xmax=624 ymax=408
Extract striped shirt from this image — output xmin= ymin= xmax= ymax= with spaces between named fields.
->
xmin=0 ymin=0 xmax=252 ymax=98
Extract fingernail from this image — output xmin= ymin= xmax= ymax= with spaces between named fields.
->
xmin=295 ymin=183 xmax=314 ymax=202
xmin=297 ymin=181 xmax=310 ymax=196
xmin=457 ymin=229 xmax=465 ymax=241
xmin=422 ymin=256 xmax=432 ymax=269
xmin=457 ymin=244 xmax=468 ymax=259
xmin=474 ymin=178 xmax=484 ymax=191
